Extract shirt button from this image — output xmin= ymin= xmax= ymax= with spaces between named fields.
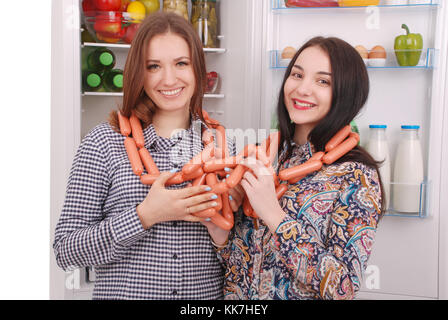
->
xmin=172 ymin=221 xmax=178 ymax=227
xmin=172 ymin=290 xmax=178 ymax=295
xmin=172 ymin=254 xmax=178 ymax=260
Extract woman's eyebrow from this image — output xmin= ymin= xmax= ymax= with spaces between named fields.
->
xmin=293 ymin=64 xmax=331 ymax=76
xmin=146 ymin=56 xmax=191 ymax=64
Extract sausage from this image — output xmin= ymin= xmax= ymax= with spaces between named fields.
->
xmin=129 ymin=113 xmax=145 ymax=149
xmin=140 ymin=174 xmax=159 ymax=185
xmin=203 ymin=156 xmax=239 ymax=172
xmin=202 ymin=129 xmax=214 ymax=145
xmin=325 ymin=125 xmax=351 ymax=152
xmin=266 ymin=131 xmax=280 ymax=165
xmin=182 ymin=166 xmax=204 ymax=181
xmin=238 ymin=144 xmax=257 ymax=158
xmin=276 ymin=184 xmax=288 ymax=199
xmin=221 ymin=192 xmax=234 ymax=224
xmin=124 ymin=137 xmax=143 ymax=176
xmin=350 ymin=131 xmax=360 ymax=143
xmin=288 ymin=174 xmax=305 ymax=184
xmin=193 ymin=208 xmax=217 ymax=218
xmin=192 ymin=173 xmax=207 ymax=186
xmin=243 ymin=196 xmax=256 ymax=218
xmin=278 ymin=160 xmax=322 ymax=181
xmin=322 ymin=134 xmax=358 ymax=165
xmin=118 ymin=111 xmax=131 ymax=137
xmin=225 ymin=165 xmax=247 ymax=188
xmin=309 ymin=151 xmax=325 ymax=162
xmin=139 ymin=147 xmax=160 ymax=175
xmin=166 ymin=172 xmax=185 ymax=186
xmin=216 ymin=125 xmax=229 ymax=159
xmin=211 ymin=181 xmax=230 ymax=195
xmin=256 ymin=146 xmax=270 ymax=167
xmin=210 ymin=212 xmax=234 ymax=231
xmin=182 ymin=145 xmax=214 ymax=176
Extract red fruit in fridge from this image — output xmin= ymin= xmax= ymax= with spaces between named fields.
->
xmin=93 ymin=0 xmax=122 ymax=11
xmin=82 ymin=0 xmax=96 ymax=16
xmin=124 ymin=23 xmax=140 ymax=44
xmin=94 ymin=11 xmax=123 ymax=36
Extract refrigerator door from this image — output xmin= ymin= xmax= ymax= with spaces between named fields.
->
xmin=260 ymin=0 xmax=446 ymax=299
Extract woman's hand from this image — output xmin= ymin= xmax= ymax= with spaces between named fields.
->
xmin=136 ymin=171 xmax=219 ymax=229
xmin=228 ymin=183 xmax=244 ymax=212
xmin=239 ymin=157 xmax=286 ymax=232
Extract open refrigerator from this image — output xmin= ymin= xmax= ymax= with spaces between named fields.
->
xmin=51 ymin=0 xmax=448 ymax=299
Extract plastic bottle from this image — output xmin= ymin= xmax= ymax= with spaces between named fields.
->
xmin=392 ymin=125 xmax=424 ymax=213
xmin=82 ymin=71 xmax=103 ymax=92
xmin=103 ymin=69 xmax=123 ymax=92
xmin=86 ymin=47 xmax=116 ymax=73
xmin=365 ymin=125 xmax=391 ymax=209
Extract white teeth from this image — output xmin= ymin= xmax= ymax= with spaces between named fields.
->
xmin=294 ymin=100 xmax=314 ymax=107
xmin=160 ymin=88 xmax=182 ymax=96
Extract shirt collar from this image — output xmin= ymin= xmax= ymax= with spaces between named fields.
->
xmin=143 ymin=116 xmax=209 ymax=152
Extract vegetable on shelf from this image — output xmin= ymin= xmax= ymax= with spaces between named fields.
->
xmin=394 ymin=24 xmax=423 ymax=67
xmin=338 ymin=0 xmax=380 ymax=6
xmin=284 ymin=0 xmax=338 ymax=7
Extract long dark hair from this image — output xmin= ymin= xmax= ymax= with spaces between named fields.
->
xmin=277 ymin=36 xmax=385 ymax=216
xmin=109 ymin=11 xmax=206 ymax=130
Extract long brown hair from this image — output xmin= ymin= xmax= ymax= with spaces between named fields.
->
xmin=277 ymin=36 xmax=386 ymax=217
xmin=109 ymin=11 xmax=207 ymax=130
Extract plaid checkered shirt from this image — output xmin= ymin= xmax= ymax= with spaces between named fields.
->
xmin=53 ymin=117 xmax=235 ymax=300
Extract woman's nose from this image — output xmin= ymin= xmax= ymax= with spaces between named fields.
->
xmin=296 ymin=79 xmax=312 ymax=96
xmin=162 ymin=66 xmax=177 ymax=86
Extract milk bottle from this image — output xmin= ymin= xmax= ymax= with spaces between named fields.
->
xmin=366 ymin=125 xmax=391 ymax=210
xmin=392 ymin=125 xmax=424 ymax=213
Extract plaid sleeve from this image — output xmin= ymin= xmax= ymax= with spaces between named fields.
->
xmin=53 ymin=133 xmax=147 ymax=271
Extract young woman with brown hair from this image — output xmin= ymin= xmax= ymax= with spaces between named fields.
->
xmin=53 ymin=12 xmax=236 ymax=300
xmin=205 ymin=36 xmax=384 ymax=300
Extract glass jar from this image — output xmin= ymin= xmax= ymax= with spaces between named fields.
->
xmin=191 ymin=0 xmax=218 ymax=48
xmin=163 ymin=0 xmax=188 ymax=21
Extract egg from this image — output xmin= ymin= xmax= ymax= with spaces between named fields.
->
xmin=355 ymin=45 xmax=369 ymax=59
xmin=281 ymin=46 xmax=296 ymax=59
xmin=369 ymin=45 xmax=387 ymax=59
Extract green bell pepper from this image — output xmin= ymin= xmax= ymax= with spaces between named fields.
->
xmin=394 ymin=24 xmax=423 ymax=67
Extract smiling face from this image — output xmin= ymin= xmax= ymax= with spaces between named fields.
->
xmin=143 ymin=32 xmax=196 ymax=114
xmin=284 ymin=46 xmax=333 ymax=141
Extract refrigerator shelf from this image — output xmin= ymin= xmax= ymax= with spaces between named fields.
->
xmin=384 ymin=180 xmax=429 ymax=219
xmin=81 ymin=42 xmax=227 ymax=53
xmin=82 ymin=92 xmax=225 ymax=99
xmin=269 ymin=48 xmax=437 ymax=69
xmin=272 ymin=0 xmax=439 ymax=11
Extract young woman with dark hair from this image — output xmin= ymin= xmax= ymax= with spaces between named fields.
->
xmin=53 ymin=12 xmax=238 ymax=300
xmin=205 ymin=36 xmax=384 ymax=300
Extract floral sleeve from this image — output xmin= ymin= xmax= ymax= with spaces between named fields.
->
xmin=270 ymin=163 xmax=382 ymax=299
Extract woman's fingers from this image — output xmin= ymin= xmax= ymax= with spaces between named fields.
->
xmin=239 ymin=157 xmax=272 ymax=179
xmin=182 ymin=192 xmax=218 ymax=208
xmin=186 ymin=201 xmax=218 ymax=214
xmin=242 ymin=171 xmax=258 ymax=187
xmin=152 ymin=171 xmax=177 ymax=188
xmin=175 ymin=184 xmax=211 ymax=199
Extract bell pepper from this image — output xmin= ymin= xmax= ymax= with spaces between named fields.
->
xmin=285 ymin=0 xmax=338 ymax=7
xmin=338 ymin=0 xmax=379 ymax=6
xmin=394 ymin=24 xmax=423 ymax=67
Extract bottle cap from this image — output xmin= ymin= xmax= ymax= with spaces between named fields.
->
xmin=401 ymin=125 xmax=420 ymax=130
xmin=99 ymin=52 xmax=114 ymax=66
xmin=369 ymin=125 xmax=387 ymax=129
xmin=113 ymin=74 xmax=123 ymax=88
xmin=86 ymin=73 xmax=101 ymax=87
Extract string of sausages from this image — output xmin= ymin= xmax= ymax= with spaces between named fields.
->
xmin=117 ymin=109 xmax=360 ymax=231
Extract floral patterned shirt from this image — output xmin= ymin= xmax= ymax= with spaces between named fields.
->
xmin=217 ymin=141 xmax=382 ymax=300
